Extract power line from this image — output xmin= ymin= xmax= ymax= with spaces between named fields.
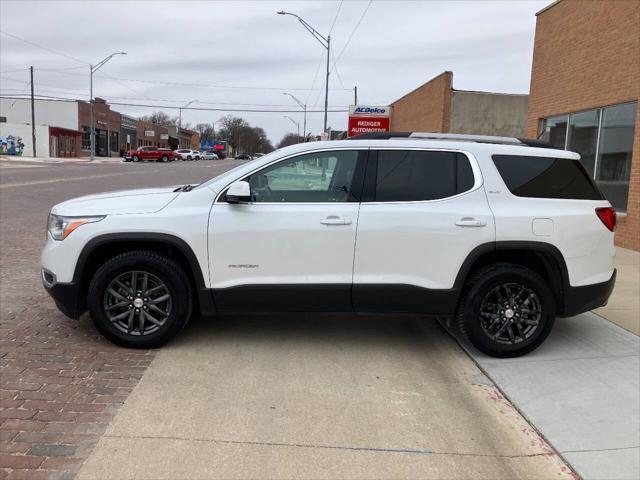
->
xmin=0 ymin=67 xmax=30 ymax=74
xmin=331 ymin=0 xmax=373 ymax=74
xmin=0 ymin=94 xmax=349 ymax=113
xmin=328 ymin=0 xmax=344 ymax=35
xmin=33 ymin=68 xmax=352 ymax=92
xmin=0 ymin=30 xmax=88 ymax=65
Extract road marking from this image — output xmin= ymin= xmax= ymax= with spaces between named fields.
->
xmin=0 ymin=172 xmax=140 ymax=189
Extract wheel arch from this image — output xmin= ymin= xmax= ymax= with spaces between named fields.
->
xmin=74 ymin=233 xmax=214 ymax=315
xmin=454 ymin=241 xmax=569 ymax=315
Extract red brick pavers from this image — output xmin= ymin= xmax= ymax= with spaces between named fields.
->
xmin=1 ymin=296 xmax=155 ymax=479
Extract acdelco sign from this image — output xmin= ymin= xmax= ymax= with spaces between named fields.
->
xmin=348 ymin=105 xmax=390 ymax=137
xmin=349 ymin=105 xmax=390 ymax=116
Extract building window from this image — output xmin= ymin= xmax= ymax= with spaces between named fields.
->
xmin=110 ymin=131 xmax=119 ymax=155
xmin=595 ymin=102 xmax=637 ymax=213
xmin=567 ymin=109 xmax=599 ymax=175
xmin=82 ymin=127 xmax=91 ymax=150
xmin=540 ymin=101 xmax=637 ymax=212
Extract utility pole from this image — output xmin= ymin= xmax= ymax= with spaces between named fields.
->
xmin=283 ymin=92 xmax=306 ymax=140
xmin=354 ymin=86 xmax=358 ymax=105
xmin=178 ymin=100 xmax=197 ymax=148
xmin=277 ymin=11 xmax=331 ymax=133
xmin=324 ymin=35 xmax=330 ymax=133
xmin=30 ymin=66 xmax=36 ymax=157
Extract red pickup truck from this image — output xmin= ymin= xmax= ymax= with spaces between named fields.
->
xmin=124 ymin=146 xmax=178 ymax=163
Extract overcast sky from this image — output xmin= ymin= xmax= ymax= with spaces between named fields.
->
xmin=1 ymin=0 xmax=547 ymax=144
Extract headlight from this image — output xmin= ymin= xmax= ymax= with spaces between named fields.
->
xmin=47 ymin=214 xmax=105 ymax=241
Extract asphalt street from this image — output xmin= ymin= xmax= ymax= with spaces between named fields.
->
xmin=0 ymin=158 xmax=574 ymax=479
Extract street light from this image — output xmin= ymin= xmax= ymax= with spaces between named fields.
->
xmin=90 ymin=52 xmax=126 ymax=160
xmin=284 ymin=115 xmax=300 ymax=141
xmin=178 ymin=100 xmax=197 ymax=148
xmin=277 ymin=10 xmax=330 ymax=133
xmin=283 ymin=92 xmax=306 ymax=141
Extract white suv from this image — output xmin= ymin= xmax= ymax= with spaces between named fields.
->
xmin=175 ymin=149 xmax=200 ymax=161
xmin=41 ymin=133 xmax=617 ymax=357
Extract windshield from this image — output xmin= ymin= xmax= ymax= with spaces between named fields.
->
xmin=195 ymin=148 xmax=283 ymax=191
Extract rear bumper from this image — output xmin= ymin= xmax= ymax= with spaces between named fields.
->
xmin=562 ymin=269 xmax=616 ymax=317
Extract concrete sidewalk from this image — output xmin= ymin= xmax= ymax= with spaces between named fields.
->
xmin=596 ymin=247 xmax=640 ymax=335
xmin=0 ymin=155 xmax=123 ymax=164
xmin=77 ymin=317 xmax=573 ymax=480
xmin=460 ymin=313 xmax=640 ymax=479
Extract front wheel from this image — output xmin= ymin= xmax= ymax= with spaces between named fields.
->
xmin=87 ymin=251 xmax=193 ymax=348
xmin=161 ymin=155 xmax=168 ymax=162
xmin=132 ymin=155 xmax=140 ymax=162
xmin=456 ymin=263 xmax=555 ymax=358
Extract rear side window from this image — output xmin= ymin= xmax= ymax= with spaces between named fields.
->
xmin=374 ymin=150 xmax=474 ymax=202
xmin=492 ymin=155 xmax=604 ymax=200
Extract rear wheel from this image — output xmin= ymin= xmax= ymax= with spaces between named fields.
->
xmin=87 ymin=251 xmax=193 ymax=348
xmin=161 ymin=155 xmax=168 ymax=162
xmin=456 ymin=263 xmax=555 ymax=358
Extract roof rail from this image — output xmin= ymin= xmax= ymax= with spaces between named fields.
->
xmin=348 ymin=131 xmax=558 ymax=149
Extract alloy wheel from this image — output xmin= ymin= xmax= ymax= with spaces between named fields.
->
xmin=103 ymin=270 xmax=172 ymax=336
xmin=479 ymin=282 xmax=541 ymax=345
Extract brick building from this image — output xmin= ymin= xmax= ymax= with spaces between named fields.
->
xmin=136 ymin=120 xmax=170 ymax=148
xmin=390 ymin=71 xmax=529 ymax=137
xmin=78 ymin=98 xmax=121 ymax=157
xmin=528 ymin=0 xmax=639 ymax=250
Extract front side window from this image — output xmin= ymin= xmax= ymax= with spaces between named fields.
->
xmin=373 ymin=150 xmax=474 ymax=202
xmin=595 ymin=102 xmax=637 ymax=213
xmin=247 ymin=150 xmax=359 ymax=203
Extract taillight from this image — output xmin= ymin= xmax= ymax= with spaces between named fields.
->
xmin=596 ymin=207 xmax=616 ymax=232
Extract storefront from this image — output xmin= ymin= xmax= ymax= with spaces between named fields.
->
xmin=527 ymin=0 xmax=639 ymax=250
xmin=78 ymin=98 xmax=121 ymax=157
xmin=49 ymin=126 xmax=82 ymax=158
xmin=120 ymin=115 xmax=138 ymax=155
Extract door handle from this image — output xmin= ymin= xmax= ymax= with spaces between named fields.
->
xmin=455 ymin=217 xmax=486 ymax=227
xmin=321 ymin=216 xmax=351 ymax=226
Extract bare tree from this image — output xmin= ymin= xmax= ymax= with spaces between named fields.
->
xmin=277 ymin=133 xmax=300 ymax=149
xmin=139 ymin=111 xmax=176 ymax=126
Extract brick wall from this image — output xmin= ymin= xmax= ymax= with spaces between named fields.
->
xmin=527 ymin=0 xmax=640 ymax=250
xmin=390 ymin=71 xmax=452 ymax=132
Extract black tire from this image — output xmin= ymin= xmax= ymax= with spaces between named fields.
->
xmin=132 ymin=155 xmax=140 ymax=162
xmin=87 ymin=251 xmax=193 ymax=348
xmin=187 ymin=156 xmax=192 ymax=161
xmin=456 ymin=263 xmax=555 ymax=358
xmin=161 ymin=155 xmax=168 ymax=162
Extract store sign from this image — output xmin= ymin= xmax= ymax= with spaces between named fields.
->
xmin=144 ymin=130 xmax=155 ymax=137
xmin=160 ymin=133 xmax=169 ymax=140
xmin=347 ymin=105 xmax=390 ymax=138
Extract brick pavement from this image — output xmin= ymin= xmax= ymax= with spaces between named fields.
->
xmin=0 ymin=162 xmax=228 ymax=480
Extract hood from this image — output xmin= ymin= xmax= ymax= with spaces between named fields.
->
xmin=51 ymin=187 xmax=181 ymax=216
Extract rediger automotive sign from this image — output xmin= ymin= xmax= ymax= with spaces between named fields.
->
xmin=348 ymin=105 xmax=390 ymax=137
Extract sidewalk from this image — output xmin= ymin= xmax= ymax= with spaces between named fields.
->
xmin=596 ymin=247 xmax=640 ymax=335
xmin=0 ymin=155 xmax=123 ymax=164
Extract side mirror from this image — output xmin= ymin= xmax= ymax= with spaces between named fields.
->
xmin=226 ymin=180 xmax=251 ymax=204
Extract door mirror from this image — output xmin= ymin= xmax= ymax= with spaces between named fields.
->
xmin=226 ymin=180 xmax=251 ymax=204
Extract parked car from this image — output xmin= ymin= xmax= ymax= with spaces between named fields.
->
xmin=42 ymin=132 xmax=616 ymax=357
xmin=124 ymin=146 xmax=178 ymax=163
xmin=175 ymin=149 xmax=201 ymax=161
xmin=201 ymin=151 xmax=220 ymax=160
xmin=234 ymin=153 xmax=252 ymax=160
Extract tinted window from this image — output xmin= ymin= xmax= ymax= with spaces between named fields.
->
xmin=247 ymin=150 xmax=360 ymax=203
xmin=492 ymin=155 xmax=603 ymax=200
xmin=374 ymin=150 xmax=474 ymax=202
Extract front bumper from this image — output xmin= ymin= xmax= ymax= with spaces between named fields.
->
xmin=42 ymin=269 xmax=81 ymax=319
xmin=562 ymin=269 xmax=617 ymax=317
